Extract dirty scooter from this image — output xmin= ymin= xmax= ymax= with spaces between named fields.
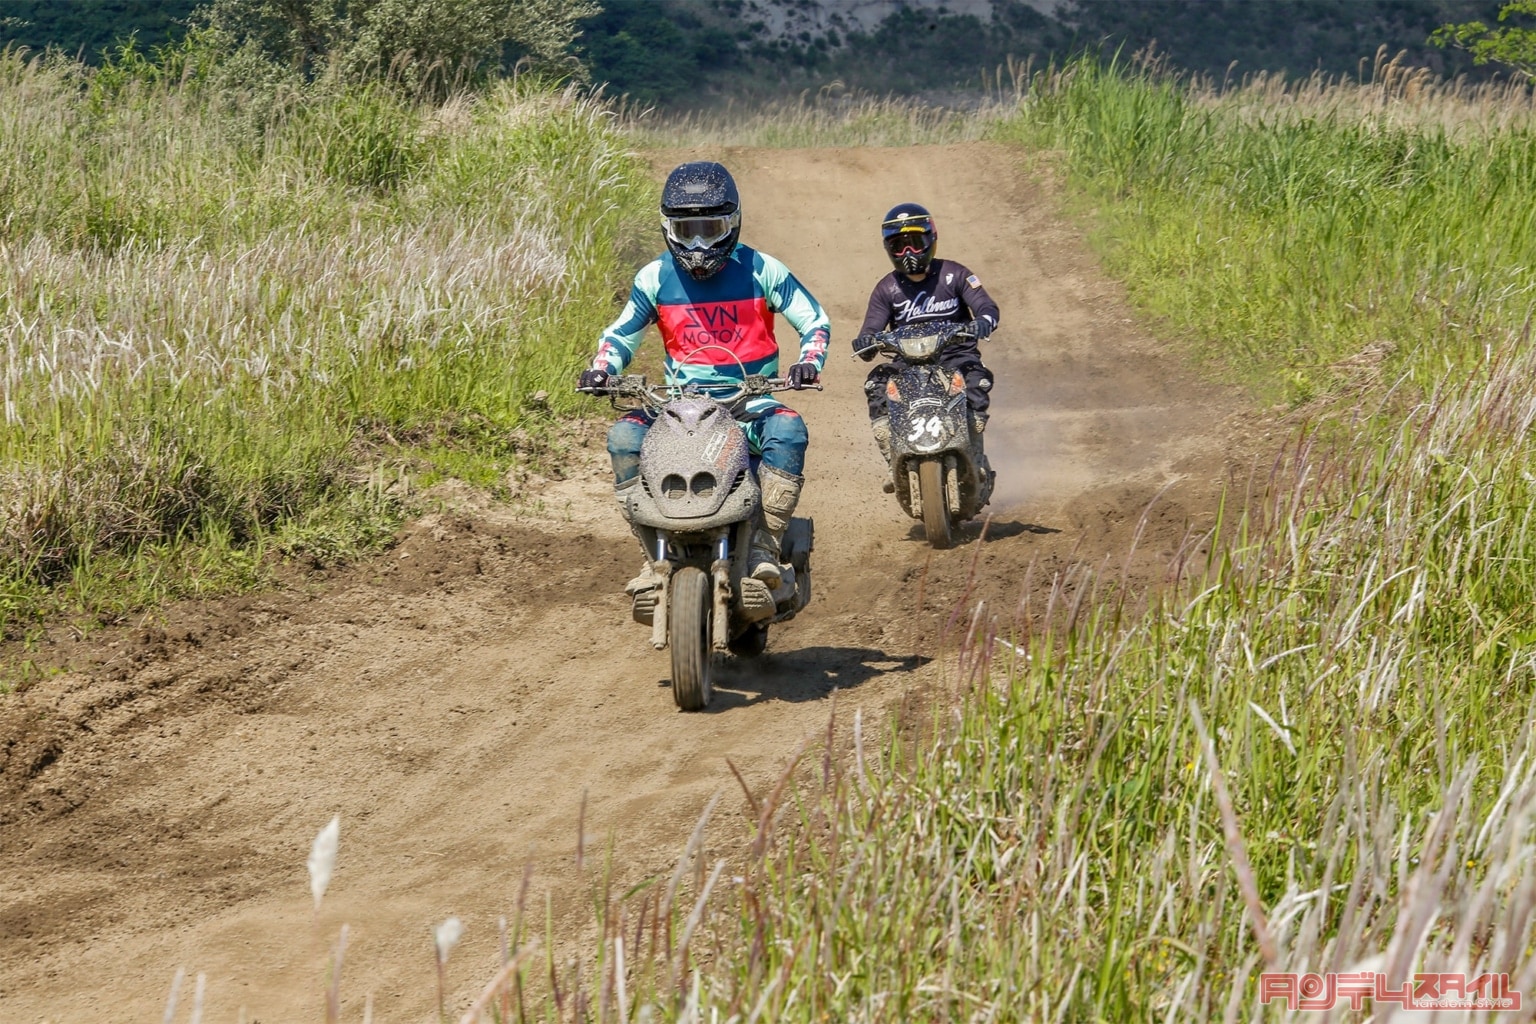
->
xmin=863 ymin=321 xmax=994 ymax=548
xmin=579 ymin=371 xmax=817 ymax=711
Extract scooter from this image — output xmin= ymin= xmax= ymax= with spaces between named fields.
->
xmin=580 ymin=374 xmax=816 ymax=710
xmin=863 ymin=322 xmax=994 ymax=548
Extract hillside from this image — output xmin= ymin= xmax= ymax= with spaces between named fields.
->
xmin=1 ymin=0 xmax=1512 ymax=106
xmin=586 ymin=0 xmax=1511 ymax=105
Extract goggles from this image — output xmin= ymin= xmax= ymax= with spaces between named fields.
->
xmin=883 ymin=227 xmax=933 ymax=258
xmin=663 ymin=211 xmax=739 ymax=250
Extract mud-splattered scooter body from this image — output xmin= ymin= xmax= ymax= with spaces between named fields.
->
xmin=583 ymin=375 xmax=815 ymax=710
xmin=867 ymin=322 xmax=994 ymax=547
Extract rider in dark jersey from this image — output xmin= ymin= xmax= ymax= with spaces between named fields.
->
xmin=853 ymin=202 xmax=1000 ymax=490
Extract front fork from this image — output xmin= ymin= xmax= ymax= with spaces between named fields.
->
xmin=901 ymin=452 xmax=967 ymax=519
xmin=647 ymin=529 xmax=672 ymax=651
xmin=645 ymin=527 xmax=739 ymax=652
xmin=711 ymin=528 xmax=733 ymax=651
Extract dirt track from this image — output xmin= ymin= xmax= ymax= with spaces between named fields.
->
xmin=0 ymin=144 xmax=1257 ymax=1021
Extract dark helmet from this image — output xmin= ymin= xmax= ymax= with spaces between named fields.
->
xmin=881 ymin=202 xmax=937 ymax=276
xmin=661 ymin=161 xmax=741 ymax=280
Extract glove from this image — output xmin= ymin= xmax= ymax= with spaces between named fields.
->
xmin=578 ymin=367 xmax=610 ymax=391
xmin=852 ymin=334 xmax=880 ymax=362
xmin=786 ymin=361 xmax=820 ymax=389
xmin=967 ymin=317 xmax=996 ymax=341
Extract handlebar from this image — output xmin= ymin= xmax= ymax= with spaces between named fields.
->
xmin=576 ymin=373 xmax=823 ymax=406
xmin=856 ymin=321 xmax=977 ymax=360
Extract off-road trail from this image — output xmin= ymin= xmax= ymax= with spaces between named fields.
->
xmin=0 ymin=144 xmax=1256 ymax=1021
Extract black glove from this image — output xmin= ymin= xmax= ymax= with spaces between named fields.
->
xmin=967 ymin=317 xmax=996 ymax=341
xmin=852 ymin=334 xmax=880 ymax=362
xmin=786 ymin=361 xmax=820 ymax=389
xmin=578 ymin=368 xmax=610 ymax=391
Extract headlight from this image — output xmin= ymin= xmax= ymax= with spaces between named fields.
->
xmin=898 ymin=333 xmax=942 ymax=360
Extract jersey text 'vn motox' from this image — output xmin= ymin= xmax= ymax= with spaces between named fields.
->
xmin=594 ymin=244 xmax=830 ymax=408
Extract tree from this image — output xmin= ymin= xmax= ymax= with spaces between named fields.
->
xmin=1432 ymin=1 xmax=1536 ymax=80
xmin=191 ymin=0 xmax=598 ymax=94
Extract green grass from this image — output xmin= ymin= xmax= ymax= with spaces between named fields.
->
xmin=992 ymin=54 xmax=1536 ymax=405
xmin=0 ymin=52 xmax=653 ymax=636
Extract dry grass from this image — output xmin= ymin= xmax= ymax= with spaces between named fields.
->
xmin=629 ymin=84 xmax=1008 ymax=149
xmin=0 ymin=53 xmax=652 ymax=633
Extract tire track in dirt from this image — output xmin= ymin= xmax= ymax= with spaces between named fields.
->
xmin=0 ymin=144 xmax=1266 ymax=1021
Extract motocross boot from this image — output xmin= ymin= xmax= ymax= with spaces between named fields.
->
xmin=871 ymin=416 xmax=896 ymax=493
xmin=969 ymin=411 xmax=996 ymax=506
xmin=615 ymin=477 xmax=663 ymax=621
xmin=748 ymin=464 xmax=803 ymax=589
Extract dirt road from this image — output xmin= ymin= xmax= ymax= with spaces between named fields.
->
xmin=0 ymin=144 xmax=1252 ymax=1021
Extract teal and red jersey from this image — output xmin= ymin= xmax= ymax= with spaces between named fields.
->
xmin=592 ymin=244 xmax=830 ymax=398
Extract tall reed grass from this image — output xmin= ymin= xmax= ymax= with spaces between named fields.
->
xmin=995 ymin=52 xmax=1536 ymax=403
xmin=0 ymin=52 xmax=651 ymax=635
xmin=633 ymin=85 xmax=1007 ymax=148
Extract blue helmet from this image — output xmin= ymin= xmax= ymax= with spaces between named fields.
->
xmin=881 ymin=202 xmax=937 ymax=275
xmin=661 ymin=161 xmax=741 ymax=280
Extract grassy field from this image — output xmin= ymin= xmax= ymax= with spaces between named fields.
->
xmin=0 ymin=52 xmax=652 ymax=644
xmin=465 ymin=60 xmax=1536 ymax=1023
xmin=12 ymin=40 xmax=1536 ymax=1021
xmin=632 ymin=87 xmax=1009 ymax=149
xmin=1004 ymin=53 xmax=1536 ymax=405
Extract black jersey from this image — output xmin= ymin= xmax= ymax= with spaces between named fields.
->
xmin=857 ymin=259 xmax=1001 ymax=338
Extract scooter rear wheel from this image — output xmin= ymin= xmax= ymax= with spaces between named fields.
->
xmin=727 ymin=623 xmax=769 ymax=658
xmin=669 ymin=566 xmax=713 ymax=711
xmin=918 ymin=458 xmax=952 ymax=549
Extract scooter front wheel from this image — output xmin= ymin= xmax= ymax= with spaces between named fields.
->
xmin=918 ymin=458 xmax=952 ymax=549
xmin=669 ymin=566 xmax=713 ymax=710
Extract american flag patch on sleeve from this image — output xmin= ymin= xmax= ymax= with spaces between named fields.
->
xmin=965 ymin=274 xmax=981 ymax=288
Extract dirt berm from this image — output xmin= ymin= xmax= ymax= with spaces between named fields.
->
xmin=0 ymin=144 xmax=1263 ymax=1021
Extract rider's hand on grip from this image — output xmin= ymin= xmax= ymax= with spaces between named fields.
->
xmin=967 ymin=317 xmax=996 ymax=341
xmin=852 ymin=334 xmax=880 ymax=362
xmin=577 ymin=368 xmax=610 ymax=392
xmin=787 ymin=361 xmax=820 ymax=390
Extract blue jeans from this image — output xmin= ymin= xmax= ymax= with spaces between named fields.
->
xmin=607 ymin=401 xmax=808 ymax=485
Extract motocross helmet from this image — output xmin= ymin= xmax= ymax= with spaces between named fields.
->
xmin=661 ymin=161 xmax=741 ymax=280
xmin=881 ymin=202 xmax=937 ymax=276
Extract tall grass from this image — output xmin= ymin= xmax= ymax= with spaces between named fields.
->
xmin=637 ymin=343 xmax=1536 ymax=1021
xmin=994 ymin=53 xmax=1536 ymax=404
xmin=633 ymin=86 xmax=1008 ymax=148
xmin=0 ymin=52 xmax=652 ymax=635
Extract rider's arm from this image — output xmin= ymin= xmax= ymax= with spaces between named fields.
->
xmin=956 ymin=264 xmax=1001 ymax=333
xmin=858 ymin=277 xmax=896 ymax=338
xmin=591 ymin=262 xmax=663 ymax=373
xmin=756 ymin=252 xmax=831 ymax=370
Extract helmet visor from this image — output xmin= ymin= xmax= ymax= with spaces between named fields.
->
xmin=883 ymin=227 xmax=933 ymax=259
xmin=663 ymin=212 xmax=738 ymax=250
